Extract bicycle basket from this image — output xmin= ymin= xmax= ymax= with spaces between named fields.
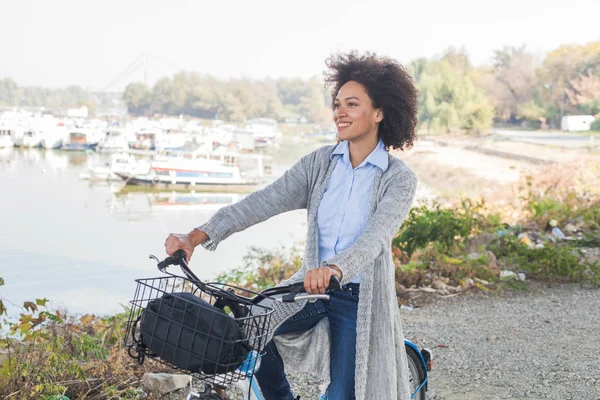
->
xmin=124 ymin=275 xmax=273 ymax=385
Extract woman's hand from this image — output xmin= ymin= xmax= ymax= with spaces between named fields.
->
xmin=164 ymin=229 xmax=208 ymax=263
xmin=304 ymin=265 xmax=342 ymax=294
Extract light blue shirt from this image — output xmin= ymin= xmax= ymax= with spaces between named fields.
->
xmin=317 ymin=139 xmax=389 ymax=283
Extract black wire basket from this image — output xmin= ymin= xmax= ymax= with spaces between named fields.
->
xmin=124 ymin=275 xmax=274 ymax=386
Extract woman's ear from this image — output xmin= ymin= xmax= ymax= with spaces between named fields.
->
xmin=375 ymin=109 xmax=384 ymax=123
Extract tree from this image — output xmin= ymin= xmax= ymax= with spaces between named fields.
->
xmin=0 ymin=78 xmax=20 ymax=106
xmin=151 ymin=78 xmax=177 ymax=115
xmin=566 ymin=71 xmax=600 ymax=115
xmin=417 ymin=60 xmax=494 ymax=134
xmin=442 ymin=47 xmax=473 ymax=76
xmin=474 ymin=46 xmax=538 ymax=123
xmin=122 ymin=83 xmax=152 ymax=115
xmin=298 ymin=78 xmax=329 ymax=123
xmin=538 ymin=41 xmax=600 ymax=124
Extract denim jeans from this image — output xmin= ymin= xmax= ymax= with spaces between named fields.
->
xmin=255 ymin=285 xmax=359 ymax=400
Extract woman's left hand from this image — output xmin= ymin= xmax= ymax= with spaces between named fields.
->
xmin=304 ymin=266 xmax=342 ymax=294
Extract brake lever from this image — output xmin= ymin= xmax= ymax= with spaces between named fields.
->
xmin=149 ymin=254 xmax=165 ymax=273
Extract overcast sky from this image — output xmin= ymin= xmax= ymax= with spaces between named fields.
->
xmin=2 ymin=0 xmax=599 ymax=91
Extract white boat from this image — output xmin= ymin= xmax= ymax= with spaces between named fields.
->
xmin=19 ymin=129 xmax=44 ymax=148
xmin=0 ymin=128 xmax=14 ymax=148
xmin=130 ymin=129 xmax=157 ymax=150
xmin=62 ymin=129 xmax=99 ymax=151
xmin=155 ymin=131 xmax=188 ymax=151
xmin=115 ymin=153 xmax=264 ymax=192
xmin=41 ymin=124 xmax=69 ymax=149
xmin=80 ymin=153 xmax=151 ymax=181
xmin=97 ymin=129 xmax=130 ymax=153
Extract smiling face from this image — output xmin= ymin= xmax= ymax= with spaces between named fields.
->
xmin=333 ymin=80 xmax=383 ymax=143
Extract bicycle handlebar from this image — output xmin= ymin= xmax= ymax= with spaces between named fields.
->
xmin=150 ymin=250 xmax=342 ymax=303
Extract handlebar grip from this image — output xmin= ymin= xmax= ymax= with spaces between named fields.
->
xmin=287 ymin=276 xmax=340 ymax=293
xmin=173 ymin=249 xmax=187 ymax=261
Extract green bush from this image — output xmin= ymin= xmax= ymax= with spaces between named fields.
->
xmin=392 ymin=200 xmax=494 ymax=257
xmin=489 ymin=236 xmax=600 ymax=287
xmin=0 ymin=278 xmax=160 ymax=399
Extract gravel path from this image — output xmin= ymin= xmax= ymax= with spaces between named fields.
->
xmin=401 ymin=282 xmax=600 ymax=400
xmin=163 ymin=282 xmax=600 ymax=399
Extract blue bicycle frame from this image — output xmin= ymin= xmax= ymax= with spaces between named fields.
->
xmin=236 ymin=339 xmax=430 ymax=400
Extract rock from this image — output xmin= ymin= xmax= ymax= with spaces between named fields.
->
xmin=486 ymin=251 xmax=500 ymax=275
xmin=563 ymin=223 xmax=578 ymax=234
xmin=142 ymin=373 xmax=190 ymax=394
xmin=431 ymin=279 xmax=447 ymax=290
xmin=466 ymin=233 xmax=496 ymax=253
xmin=420 ymin=287 xmax=437 ymax=293
xmin=500 ymin=270 xmax=516 ymax=279
xmin=448 ymin=285 xmax=463 ymax=294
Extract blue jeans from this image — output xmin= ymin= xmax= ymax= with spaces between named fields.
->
xmin=255 ymin=285 xmax=359 ymax=400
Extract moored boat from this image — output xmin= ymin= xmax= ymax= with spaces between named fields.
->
xmin=80 ymin=152 xmax=151 ymax=181
xmin=62 ymin=129 xmax=100 ymax=151
xmin=115 ymin=153 xmax=265 ymax=192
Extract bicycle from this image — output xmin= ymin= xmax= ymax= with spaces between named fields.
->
xmin=124 ymin=250 xmax=431 ymax=400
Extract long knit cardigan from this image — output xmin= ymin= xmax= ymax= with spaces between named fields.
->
xmin=199 ymin=144 xmax=418 ymax=400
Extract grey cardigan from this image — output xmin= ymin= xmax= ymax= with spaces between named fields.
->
xmin=199 ymin=144 xmax=417 ymax=400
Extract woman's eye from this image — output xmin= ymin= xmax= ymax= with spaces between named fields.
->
xmin=333 ymin=104 xmax=340 ymax=109
xmin=348 ymin=102 xmax=357 ymax=107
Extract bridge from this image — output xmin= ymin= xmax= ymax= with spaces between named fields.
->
xmin=92 ymin=52 xmax=185 ymax=95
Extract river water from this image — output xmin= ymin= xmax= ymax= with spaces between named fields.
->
xmin=0 ymin=139 xmax=430 ymax=317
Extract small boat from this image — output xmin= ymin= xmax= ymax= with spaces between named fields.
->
xmin=18 ymin=129 xmax=44 ymax=148
xmin=40 ymin=124 xmax=69 ymax=150
xmin=0 ymin=128 xmax=14 ymax=148
xmin=130 ymin=129 xmax=157 ymax=150
xmin=97 ymin=129 xmax=131 ymax=153
xmin=62 ymin=129 xmax=100 ymax=151
xmin=115 ymin=153 xmax=265 ymax=192
xmin=80 ymin=153 xmax=151 ymax=181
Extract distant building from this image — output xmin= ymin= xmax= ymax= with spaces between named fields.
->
xmin=561 ymin=115 xmax=595 ymax=132
xmin=67 ymin=106 xmax=88 ymax=119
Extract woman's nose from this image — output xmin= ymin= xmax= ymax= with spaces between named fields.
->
xmin=335 ymin=107 xmax=347 ymax=117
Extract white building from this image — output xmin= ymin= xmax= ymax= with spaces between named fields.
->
xmin=560 ymin=115 xmax=595 ymax=132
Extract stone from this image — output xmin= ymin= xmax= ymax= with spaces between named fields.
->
xmin=563 ymin=223 xmax=578 ymax=233
xmin=142 ymin=373 xmax=190 ymax=394
xmin=431 ymin=279 xmax=447 ymax=290
xmin=500 ymin=270 xmax=516 ymax=279
xmin=486 ymin=251 xmax=500 ymax=275
xmin=466 ymin=233 xmax=496 ymax=253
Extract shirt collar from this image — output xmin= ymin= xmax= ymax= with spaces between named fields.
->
xmin=330 ymin=139 xmax=389 ymax=172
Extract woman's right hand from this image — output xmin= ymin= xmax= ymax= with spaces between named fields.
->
xmin=164 ymin=229 xmax=208 ymax=263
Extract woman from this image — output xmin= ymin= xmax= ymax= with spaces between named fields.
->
xmin=164 ymin=51 xmax=419 ymax=400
